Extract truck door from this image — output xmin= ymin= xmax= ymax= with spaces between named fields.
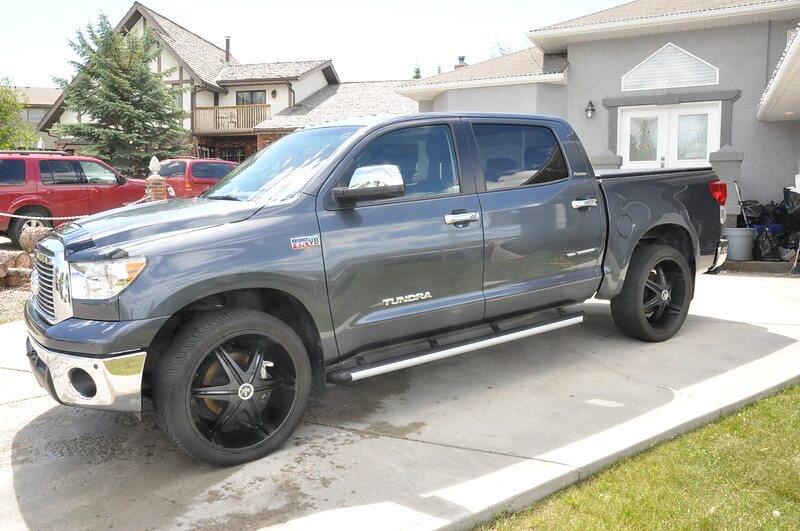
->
xmin=466 ymin=119 xmax=605 ymax=319
xmin=317 ymin=120 xmax=485 ymax=356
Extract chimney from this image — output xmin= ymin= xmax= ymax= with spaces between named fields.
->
xmin=454 ymin=56 xmax=467 ymax=69
xmin=224 ymin=36 xmax=231 ymax=64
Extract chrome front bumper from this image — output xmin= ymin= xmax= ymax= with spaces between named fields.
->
xmin=26 ymin=336 xmax=147 ymax=413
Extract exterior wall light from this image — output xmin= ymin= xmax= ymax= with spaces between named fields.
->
xmin=585 ymin=100 xmax=596 ymax=119
xmin=271 ymin=90 xmax=278 ymax=99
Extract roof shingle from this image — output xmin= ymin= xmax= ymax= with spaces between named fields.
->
xmin=13 ymin=87 xmax=61 ymax=107
xmin=216 ymin=60 xmax=330 ymax=83
xmin=535 ymin=0 xmax=799 ymax=31
xmin=401 ymin=48 xmax=566 ymax=88
xmin=255 ymin=81 xmax=418 ymax=130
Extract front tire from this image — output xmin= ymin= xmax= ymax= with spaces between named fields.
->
xmin=9 ymin=208 xmax=52 ymax=248
xmin=154 ymin=309 xmax=311 ymax=465
xmin=611 ymin=245 xmax=693 ymax=342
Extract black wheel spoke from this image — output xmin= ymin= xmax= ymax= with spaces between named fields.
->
xmin=254 ymin=377 xmax=282 ymax=393
xmin=645 ymin=279 xmax=662 ymax=294
xmin=215 ymin=346 xmax=244 ymax=385
xmin=643 ymin=296 xmax=662 ymax=312
xmin=666 ymin=304 xmax=682 ymax=315
xmin=245 ymin=341 xmax=266 ymax=384
xmin=192 ymin=384 xmax=238 ymax=399
xmin=211 ymin=399 xmax=243 ymax=433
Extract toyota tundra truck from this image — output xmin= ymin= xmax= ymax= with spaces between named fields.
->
xmin=24 ymin=113 xmax=728 ymax=465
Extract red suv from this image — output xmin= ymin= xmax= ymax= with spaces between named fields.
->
xmin=158 ymin=158 xmax=237 ymax=198
xmin=0 ymin=151 xmax=146 ymax=246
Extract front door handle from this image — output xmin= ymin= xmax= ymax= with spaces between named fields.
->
xmin=571 ymin=198 xmax=598 ymax=209
xmin=444 ymin=211 xmax=480 ymax=225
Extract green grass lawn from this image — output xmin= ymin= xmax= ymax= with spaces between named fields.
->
xmin=483 ymin=386 xmax=800 ymax=530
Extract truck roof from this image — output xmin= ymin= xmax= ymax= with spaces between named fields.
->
xmin=306 ymin=112 xmax=570 ymax=130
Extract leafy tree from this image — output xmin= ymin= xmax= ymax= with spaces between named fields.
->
xmin=0 ymin=79 xmax=37 ymax=149
xmin=51 ymin=13 xmax=187 ymax=176
xmin=413 ymin=64 xmax=422 ymax=79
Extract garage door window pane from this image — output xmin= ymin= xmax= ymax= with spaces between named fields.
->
xmin=677 ymin=114 xmax=708 ymax=160
xmin=629 ymin=117 xmax=658 ymax=161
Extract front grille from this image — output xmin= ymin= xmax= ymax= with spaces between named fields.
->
xmin=34 ymin=253 xmax=57 ymax=323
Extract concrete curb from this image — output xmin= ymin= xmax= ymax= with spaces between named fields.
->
xmin=441 ymin=348 xmax=800 ymax=530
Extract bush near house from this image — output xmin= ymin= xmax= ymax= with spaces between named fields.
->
xmin=51 ymin=14 xmax=187 ymax=177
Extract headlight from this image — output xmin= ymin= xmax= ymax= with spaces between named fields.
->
xmin=69 ymin=257 xmax=147 ymax=300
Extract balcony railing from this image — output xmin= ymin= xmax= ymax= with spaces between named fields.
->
xmin=193 ymin=104 xmax=271 ymax=134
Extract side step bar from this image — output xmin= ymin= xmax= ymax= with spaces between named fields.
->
xmin=327 ymin=313 xmax=584 ymax=384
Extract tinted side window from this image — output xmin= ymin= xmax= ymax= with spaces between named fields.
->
xmin=0 ymin=160 xmax=26 ymax=185
xmin=159 ymin=161 xmax=186 ymax=177
xmin=191 ymin=162 xmax=234 ymax=180
xmin=349 ymin=125 xmax=460 ymax=199
xmin=473 ymin=124 xmax=569 ymax=191
xmin=39 ymin=160 xmax=83 ymax=185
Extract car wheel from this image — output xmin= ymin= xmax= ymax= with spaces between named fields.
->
xmin=610 ymin=244 xmax=693 ymax=342
xmin=9 ymin=208 xmax=52 ymax=247
xmin=154 ymin=309 xmax=311 ymax=465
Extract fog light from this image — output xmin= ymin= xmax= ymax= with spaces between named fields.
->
xmin=69 ymin=368 xmax=97 ymax=398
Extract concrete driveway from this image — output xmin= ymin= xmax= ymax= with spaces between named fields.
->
xmin=1 ymin=273 xmax=799 ymax=530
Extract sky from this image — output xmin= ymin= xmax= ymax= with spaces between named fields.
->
xmin=0 ymin=0 xmax=625 ymax=87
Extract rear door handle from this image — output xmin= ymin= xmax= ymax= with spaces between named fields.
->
xmin=571 ymin=198 xmax=598 ymax=209
xmin=444 ymin=211 xmax=480 ymax=225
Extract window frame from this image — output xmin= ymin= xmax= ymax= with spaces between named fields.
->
xmin=236 ymin=90 xmax=267 ymax=106
xmin=467 ymin=119 xmax=573 ymax=194
xmin=322 ymin=119 xmax=471 ymax=211
xmin=38 ymin=159 xmax=85 ymax=186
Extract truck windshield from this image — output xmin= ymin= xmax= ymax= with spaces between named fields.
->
xmin=204 ymin=126 xmax=360 ymax=203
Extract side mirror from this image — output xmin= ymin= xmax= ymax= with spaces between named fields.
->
xmin=332 ymin=164 xmax=405 ymax=205
xmin=116 ymin=174 xmax=127 ymax=185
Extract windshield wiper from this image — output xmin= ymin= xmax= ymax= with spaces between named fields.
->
xmin=206 ymin=195 xmax=242 ymax=201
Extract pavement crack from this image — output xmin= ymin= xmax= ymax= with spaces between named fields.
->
xmin=302 ymin=419 xmax=574 ymax=469
xmin=0 ymin=366 xmax=31 ymax=374
xmin=594 ymin=360 xmax=673 ymax=393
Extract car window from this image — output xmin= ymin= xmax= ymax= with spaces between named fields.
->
xmin=348 ymin=125 xmax=460 ymax=199
xmin=39 ymin=160 xmax=83 ymax=185
xmin=473 ymin=124 xmax=569 ymax=191
xmin=0 ymin=160 xmax=26 ymax=185
xmin=191 ymin=162 xmax=234 ymax=180
xmin=159 ymin=161 xmax=186 ymax=177
xmin=79 ymin=161 xmax=118 ymax=185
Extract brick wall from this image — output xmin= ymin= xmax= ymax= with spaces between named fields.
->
xmin=256 ymin=131 xmax=292 ymax=150
xmin=195 ymin=135 xmax=258 ymax=160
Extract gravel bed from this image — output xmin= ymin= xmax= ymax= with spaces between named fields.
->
xmin=0 ymin=286 xmax=30 ymax=324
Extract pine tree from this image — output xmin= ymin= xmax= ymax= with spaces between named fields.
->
xmin=51 ymin=14 xmax=188 ymax=176
xmin=0 ymin=79 xmax=37 ymax=149
xmin=413 ymin=64 xmax=422 ymax=79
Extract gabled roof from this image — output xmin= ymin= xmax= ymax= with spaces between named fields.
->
xmin=254 ymin=81 xmax=418 ymax=131
xmin=13 ymin=87 xmax=61 ymax=107
xmin=530 ymin=0 xmax=800 ymax=52
xmin=216 ymin=60 xmax=338 ymax=84
xmin=131 ymin=2 xmax=233 ymax=89
xmin=396 ymin=48 xmax=568 ymax=101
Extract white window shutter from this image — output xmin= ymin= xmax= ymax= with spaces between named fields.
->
xmin=622 ymin=43 xmax=719 ymax=92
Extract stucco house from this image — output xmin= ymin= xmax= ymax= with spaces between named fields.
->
xmin=398 ymin=0 xmax=800 ymax=208
xmin=40 ymin=2 xmax=416 ymax=161
xmin=12 ymin=86 xmax=61 ymax=149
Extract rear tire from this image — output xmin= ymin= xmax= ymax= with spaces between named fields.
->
xmin=9 ymin=207 xmax=52 ymax=248
xmin=611 ymin=244 xmax=693 ymax=342
xmin=154 ymin=309 xmax=311 ymax=466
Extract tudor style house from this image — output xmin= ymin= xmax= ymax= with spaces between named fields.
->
xmin=398 ymin=0 xmax=800 ymax=207
xmin=40 ymin=2 xmax=416 ymax=162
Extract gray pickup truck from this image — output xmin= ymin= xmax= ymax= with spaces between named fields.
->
xmin=24 ymin=113 xmax=728 ymax=465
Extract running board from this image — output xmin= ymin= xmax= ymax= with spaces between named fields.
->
xmin=327 ymin=313 xmax=584 ymax=384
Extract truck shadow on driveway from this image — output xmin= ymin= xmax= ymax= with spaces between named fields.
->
xmin=9 ymin=305 xmax=799 ymax=529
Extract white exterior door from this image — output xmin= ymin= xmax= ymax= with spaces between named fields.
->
xmin=619 ymin=101 xmax=721 ymax=169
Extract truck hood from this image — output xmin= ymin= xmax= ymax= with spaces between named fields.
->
xmin=59 ymin=198 xmax=259 ymax=257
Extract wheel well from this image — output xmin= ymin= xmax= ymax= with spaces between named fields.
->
xmin=14 ymin=204 xmax=51 ymax=217
xmin=144 ymin=289 xmax=326 ymax=394
xmin=638 ymin=224 xmax=695 ymax=276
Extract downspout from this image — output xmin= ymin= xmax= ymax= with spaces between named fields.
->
xmin=286 ymin=81 xmax=295 ymax=107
